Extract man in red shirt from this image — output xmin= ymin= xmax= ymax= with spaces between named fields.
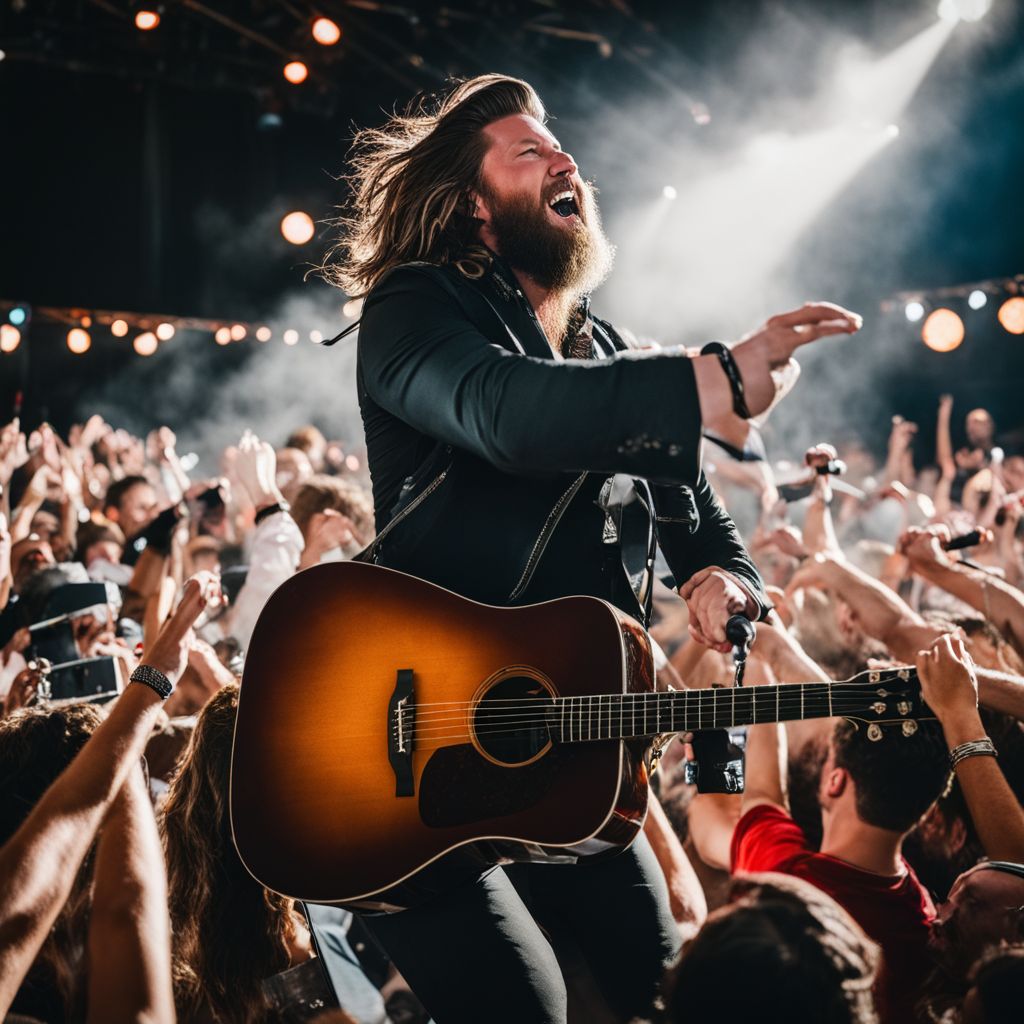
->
xmin=689 ymin=622 xmax=950 ymax=1023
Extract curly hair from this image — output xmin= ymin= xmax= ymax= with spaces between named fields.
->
xmin=319 ymin=74 xmax=546 ymax=297
xmin=161 ymin=684 xmax=297 ymax=1024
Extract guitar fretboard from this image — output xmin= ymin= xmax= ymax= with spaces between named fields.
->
xmin=550 ymin=683 xmax=843 ymax=742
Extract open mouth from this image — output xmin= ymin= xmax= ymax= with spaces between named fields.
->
xmin=548 ymin=189 xmax=580 ymax=219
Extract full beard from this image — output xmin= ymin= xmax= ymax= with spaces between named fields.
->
xmin=483 ymin=180 xmax=615 ymax=296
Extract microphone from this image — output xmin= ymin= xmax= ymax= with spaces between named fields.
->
xmin=943 ymin=529 xmax=991 ymax=552
xmin=726 ymin=614 xmax=755 ymax=656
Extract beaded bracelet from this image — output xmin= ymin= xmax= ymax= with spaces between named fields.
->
xmin=700 ymin=342 xmax=752 ymax=420
xmin=949 ymin=737 xmax=997 ymax=770
xmin=129 ymin=664 xmax=173 ymax=700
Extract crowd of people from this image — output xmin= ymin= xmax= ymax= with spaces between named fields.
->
xmin=1 ymin=393 xmax=1023 ymax=1023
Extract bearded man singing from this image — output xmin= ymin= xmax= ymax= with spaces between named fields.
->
xmin=322 ymin=74 xmax=861 ymax=1023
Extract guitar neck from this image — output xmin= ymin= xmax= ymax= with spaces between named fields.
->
xmin=550 ymin=673 xmax=919 ymax=743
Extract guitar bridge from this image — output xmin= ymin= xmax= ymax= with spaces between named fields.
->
xmin=388 ymin=669 xmax=416 ymax=797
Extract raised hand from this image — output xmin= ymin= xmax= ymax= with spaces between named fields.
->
xmin=730 ymin=302 xmax=862 ymax=419
xmin=915 ymin=633 xmax=979 ymax=732
xmin=138 ymin=572 xmax=222 ymax=686
xmin=232 ymin=430 xmax=283 ymax=510
xmin=0 ymin=419 xmax=28 ymax=487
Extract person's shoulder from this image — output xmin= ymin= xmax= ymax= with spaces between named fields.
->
xmin=365 ymin=261 xmax=466 ymax=305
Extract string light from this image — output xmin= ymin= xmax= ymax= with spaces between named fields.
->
xmin=281 ymin=211 xmax=315 ymax=245
xmin=967 ymin=289 xmax=988 ymax=310
xmin=133 ymin=332 xmax=158 ymax=356
xmin=283 ymin=61 xmax=308 ymax=85
xmin=135 ymin=10 xmax=160 ymax=31
xmin=998 ymin=297 xmax=1024 ymax=335
xmin=80 ymin=315 xmax=92 ymax=327
xmin=215 ymin=327 xmax=231 ymax=345
xmin=904 ymin=301 xmax=925 ymax=322
xmin=283 ymin=329 xmax=299 ymax=346
xmin=156 ymin=322 xmax=175 ymax=340
xmin=111 ymin=319 xmax=128 ymax=337
xmin=67 ymin=328 xmax=91 ymax=354
xmin=8 ymin=307 xmax=27 ymax=326
xmin=256 ymin=326 xmax=272 ymax=341
xmin=312 ymin=17 xmax=341 ymax=45
xmin=310 ymin=329 xmax=323 ymax=343
xmin=230 ymin=323 xmax=247 ymax=341
xmin=342 ymin=298 xmax=362 ymax=318
xmin=0 ymin=325 xmax=20 ymax=353
xmin=921 ymin=308 xmax=965 ymax=352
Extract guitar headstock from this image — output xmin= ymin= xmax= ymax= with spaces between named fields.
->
xmin=830 ymin=666 xmax=936 ymax=740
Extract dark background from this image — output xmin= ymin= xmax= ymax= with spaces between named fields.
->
xmin=2 ymin=0 xmax=1022 ymax=467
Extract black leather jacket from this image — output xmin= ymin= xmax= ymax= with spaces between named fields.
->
xmin=354 ymin=257 xmax=768 ymax=624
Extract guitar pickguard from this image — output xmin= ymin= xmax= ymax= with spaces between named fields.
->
xmin=419 ymin=744 xmax=570 ymax=828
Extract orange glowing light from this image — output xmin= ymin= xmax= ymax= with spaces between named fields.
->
xmin=0 ymin=325 xmax=20 ymax=353
xmin=111 ymin=319 xmax=128 ymax=337
xmin=230 ymin=323 xmax=247 ymax=341
xmin=135 ymin=11 xmax=160 ymax=31
xmin=997 ymin=297 xmax=1024 ymax=335
xmin=133 ymin=332 xmax=158 ymax=356
xmin=283 ymin=61 xmax=308 ymax=85
xmin=156 ymin=322 xmax=175 ymax=341
xmin=215 ymin=327 xmax=231 ymax=345
xmin=256 ymin=326 xmax=272 ymax=341
xmin=81 ymin=315 xmax=92 ymax=327
xmin=67 ymin=328 xmax=91 ymax=354
xmin=312 ymin=17 xmax=341 ymax=45
xmin=921 ymin=308 xmax=965 ymax=353
xmin=280 ymin=211 xmax=315 ymax=245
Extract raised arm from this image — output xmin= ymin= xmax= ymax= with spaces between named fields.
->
xmin=359 ymin=268 xmax=860 ymax=484
xmin=916 ymin=634 xmax=1024 ymax=863
xmin=901 ymin=526 xmax=1024 ymax=659
xmin=85 ymin=766 xmax=174 ymax=1024
xmin=0 ymin=573 xmax=219 ymax=1016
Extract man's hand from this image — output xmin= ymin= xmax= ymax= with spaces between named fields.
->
xmin=898 ymin=525 xmax=952 ymax=568
xmin=139 ymin=572 xmax=222 ymax=685
xmin=915 ymin=633 xmax=983 ymax=743
xmin=233 ymin=430 xmax=283 ymax=510
xmin=679 ymin=567 xmax=754 ymax=652
xmin=730 ymin=302 xmax=861 ymax=419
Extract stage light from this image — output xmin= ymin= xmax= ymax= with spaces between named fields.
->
xmin=312 ymin=17 xmax=341 ymax=45
xmin=8 ymin=307 xmax=27 ymax=326
xmin=67 ymin=328 xmax=91 ymax=354
xmin=135 ymin=10 xmax=160 ymax=31
xmin=921 ymin=308 xmax=964 ymax=352
xmin=0 ymin=325 xmax=20 ymax=353
xmin=937 ymin=0 xmax=991 ymax=22
xmin=310 ymin=329 xmax=323 ymax=343
xmin=156 ymin=322 xmax=175 ymax=340
xmin=283 ymin=329 xmax=299 ymax=346
xmin=968 ymin=289 xmax=988 ymax=310
xmin=111 ymin=319 xmax=128 ymax=337
xmin=281 ymin=211 xmax=315 ymax=245
xmin=998 ymin=297 xmax=1024 ymax=335
xmin=342 ymin=298 xmax=362 ymax=318
xmin=133 ymin=332 xmax=158 ymax=356
xmin=215 ymin=327 xmax=231 ymax=345
xmin=230 ymin=323 xmax=246 ymax=341
xmin=904 ymin=301 xmax=925 ymax=322
xmin=662 ymin=185 xmax=678 ymax=200
xmin=256 ymin=326 xmax=272 ymax=341
xmin=283 ymin=61 xmax=308 ymax=85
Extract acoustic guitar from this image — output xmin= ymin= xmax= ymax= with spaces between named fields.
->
xmin=230 ymin=561 xmax=932 ymax=911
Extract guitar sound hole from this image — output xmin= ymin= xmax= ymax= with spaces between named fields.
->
xmin=473 ymin=675 xmax=554 ymax=767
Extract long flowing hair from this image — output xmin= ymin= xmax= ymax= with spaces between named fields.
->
xmin=319 ymin=74 xmax=546 ymax=297
xmin=162 ymin=684 xmax=296 ymax=1024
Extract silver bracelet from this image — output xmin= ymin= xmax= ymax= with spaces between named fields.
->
xmin=949 ymin=737 xmax=997 ymax=770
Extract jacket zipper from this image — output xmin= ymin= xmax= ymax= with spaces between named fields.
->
xmin=363 ymin=464 xmax=450 ymax=562
xmin=508 ymin=472 xmax=588 ymax=601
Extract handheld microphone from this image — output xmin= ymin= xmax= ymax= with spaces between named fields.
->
xmin=726 ymin=614 xmax=755 ymax=657
xmin=943 ymin=529 xmax=991 ymax=552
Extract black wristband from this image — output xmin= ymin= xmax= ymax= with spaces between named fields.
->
xmin=129 ymin=664 xmax=173 ymax=700
xmin=700 ymin=342 xmax=751 ymax=420
xmin=254 ymin=501 xmax=290 ymax=526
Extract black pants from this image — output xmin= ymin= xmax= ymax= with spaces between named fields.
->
xmin=361 ymin=834 xmax=680 ymax=1024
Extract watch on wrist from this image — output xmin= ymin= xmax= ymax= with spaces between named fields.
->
xmin=129 ymin=664 xmax=174 ymax=700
